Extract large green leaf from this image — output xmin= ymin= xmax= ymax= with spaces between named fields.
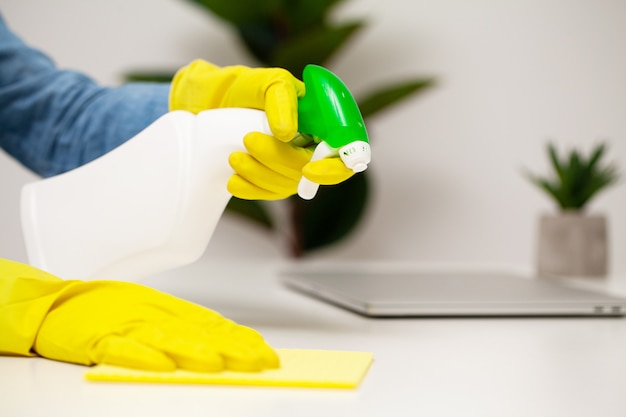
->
xmin=187 ymin=0 xmax=280 ymax=25
xmin=270 ymin=21 xmax=365 ymax=77
xmin=236 ymin=22 xmax=281 ymax=64
xmin=586 ymin=143 xmax=607 ymax=173
xmin=547 ymin=143 xmax=566 ymax=186
xmin=357 ymin=78 xmax=435 ymax=119
xmin=288 ymin=173 xmax=369 ymax=256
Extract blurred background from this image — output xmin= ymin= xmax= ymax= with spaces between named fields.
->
xmin=0 ymin=0 xmax=624 ymax=282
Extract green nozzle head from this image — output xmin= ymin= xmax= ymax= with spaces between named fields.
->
xmin=297 ymin=65 xmax=369 ymax=149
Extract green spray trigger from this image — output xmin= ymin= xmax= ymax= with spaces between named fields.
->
xmin=296 ymin=65 xmax=371 ymax=200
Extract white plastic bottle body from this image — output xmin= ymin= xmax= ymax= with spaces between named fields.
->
xmin=21 ymin=109 xmax=271 ymax=281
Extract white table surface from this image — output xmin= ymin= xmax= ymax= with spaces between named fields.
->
xmin=2 ymin=259 xmax=626 ymax=417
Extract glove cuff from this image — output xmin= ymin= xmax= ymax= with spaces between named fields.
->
xmin=169 ymin=60 xmax=246 ymax=113
xmin=0 ymin=259 xmax=77 ymax=356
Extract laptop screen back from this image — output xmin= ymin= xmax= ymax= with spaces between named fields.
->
xmin=280 ymin=269 xmax=626 ymax=317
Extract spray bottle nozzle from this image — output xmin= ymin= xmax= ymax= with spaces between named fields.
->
xmin=296 ymin=65 xmax=371 ymax=200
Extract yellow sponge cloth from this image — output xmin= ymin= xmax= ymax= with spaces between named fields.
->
xmin=85 ymin=349 xmax=374 ymax=389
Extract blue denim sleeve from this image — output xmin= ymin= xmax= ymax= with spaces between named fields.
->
xmin=0 ymin=14 xmax=170 ymax=177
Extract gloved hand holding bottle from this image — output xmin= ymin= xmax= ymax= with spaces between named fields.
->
xmin=0 ymin=259 xmax=279 ymax=372
xmin=169 ymin=59 xmax=356 ymax=200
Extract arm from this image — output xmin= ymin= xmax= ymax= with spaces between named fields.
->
xmin=0 ymin=14 xmax=169 ymax=177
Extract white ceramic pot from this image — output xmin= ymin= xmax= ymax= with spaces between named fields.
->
xmin=536 ymin=212 xmax=608 ymax=278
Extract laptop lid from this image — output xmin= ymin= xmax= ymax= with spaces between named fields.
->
xmin=280 ymin=267 xmax=626 ymax=317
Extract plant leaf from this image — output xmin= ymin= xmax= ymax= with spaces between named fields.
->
xmin=525 ymin=172 xmax=567 ymax=209
xmin=270 ymin=21 xmax=365 ymax=77
xmin=566 ymin=150 xmax=586 ymax=207
xmin=357 ymin=78 xmax=435 ymax=119
xmin=547 ymin=142 xmax=566 ymax=187
xmin=577 ymin=165 xmax=620 ymax=208
xmin=225 ymin=197 xmax=274 ymax=229
xmin=124 ymin=72 xmax=175 ymax=83
xmin=586 ymin=142 xmax=606 ymax=173
xmin=236 ymin=22 xmax=281 ymax=63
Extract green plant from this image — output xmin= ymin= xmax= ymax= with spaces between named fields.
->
xmin=127 ymin=0 xmax=434 ymax=257
xmin=525 ymin=142 xmax=619 ymax=211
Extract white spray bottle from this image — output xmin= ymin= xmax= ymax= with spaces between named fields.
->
xmin=21 ymin=108 xmax=274 ymax=281
xmin=21 ymin=66 xmax=370 ymax=281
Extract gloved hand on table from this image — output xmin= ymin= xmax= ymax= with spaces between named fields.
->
xmin=170 ymin=60 xmax=355 ymax=200
xmin=0 ymin=258 xmax=278 ymax=372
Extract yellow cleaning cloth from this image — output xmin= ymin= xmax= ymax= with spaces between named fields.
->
xmin=85 ymin=349 xmax=374 ymax=389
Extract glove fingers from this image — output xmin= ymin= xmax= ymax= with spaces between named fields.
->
xmin=170 ymin=60 xmax=304 ymax=141
xmin=223 ymin=67 xmax=304 ymax=141
xmin=303 ymin=158 xmax=355 ymax=185
xmin=126 ymin=322 xmax=226 ymax=372
xmin=227 ymin=175 xmax=291 ymax=201
xmin=92 ymin=335 xmax=177 ymax=372
xmin=243 ymin=132 xmax=312 ymax=179
xmin=264 ymin=80 xmax=304 ymax=141
xmin=202 ymin=324 xmax=280 ymax=372
xmin=187 ymin=321 xmax=279 ymax=371
xmin=225 ymin=325 xmax=280 ymax=371
xmin=166 ymin=344 xmax=226 ymax=373
xmin=223 ymin=341 xmax=280 ymax=372
xmin=127 ymin=321 xmax=279 ymax=373
xmin=229 ymin=152 xmax=298 ymax=195
xmin=194 ymin=336 xmax=271 ymax=373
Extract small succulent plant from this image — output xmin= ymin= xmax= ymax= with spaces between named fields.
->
xmin=526 ymin=142 xmax=619 ymax=210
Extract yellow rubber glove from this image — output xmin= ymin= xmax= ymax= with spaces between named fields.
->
xmin=170 ymin=59 xmax=305 ymax=142
xmin=0 ymin=258 xmax=279 ymax=372
xmin=227 ymin=132 xmax=355 ymax=200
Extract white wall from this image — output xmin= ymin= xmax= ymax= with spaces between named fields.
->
xmin=1 ymin=0 xmax=624 ymax=282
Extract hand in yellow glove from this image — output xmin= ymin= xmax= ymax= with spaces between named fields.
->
xmin=227 ymin=132 xmax=355 ymax=200
xmin=0 ymin=258 xmax=278 ymax=372
xmin=170 ymin=59 xmax=305 ymax=142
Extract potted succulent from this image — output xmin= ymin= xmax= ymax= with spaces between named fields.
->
xmin=525 ymin=142 xmax=620 ymax=277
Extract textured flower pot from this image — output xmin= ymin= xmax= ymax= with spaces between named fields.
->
xmin=536 ymin=212 xmax=608 ymax=278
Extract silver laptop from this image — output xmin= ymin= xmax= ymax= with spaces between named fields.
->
xmin=280 ymin=267 xmax=626 ymax=317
